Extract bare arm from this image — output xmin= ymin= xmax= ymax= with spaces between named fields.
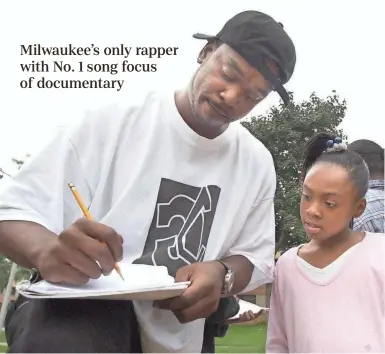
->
xmin=0 ymin=220 xmax=57 ymax=269
xmin=221 ymin=255 xmax=253 ymax=294
xmin=0 ymin=219 xmax=123 ymax=284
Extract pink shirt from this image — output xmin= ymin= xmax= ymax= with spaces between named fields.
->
xmin=266 ymin=233 xmax=385 ymax=353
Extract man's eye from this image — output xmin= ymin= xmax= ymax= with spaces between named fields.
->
xmin=246 ymin=92 xmax=262 ymax=102
xmin=325 ymin=202 xmax=337 ymax=208
xmin=222 ymin=67 xmax=235 ymax=80
xmin=223 ymin=73 xmax=234 ymax=81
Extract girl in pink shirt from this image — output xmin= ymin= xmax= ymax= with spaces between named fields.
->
xmin=266 ymin=133 xmax=385 ymax=353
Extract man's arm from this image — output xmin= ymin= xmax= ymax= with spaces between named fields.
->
xmin=0 ymin=221 xmax=57 ymax=269
xmin=0 ymin=111 xmax=124 ymax=284
xmin=0 ymin=218 xmax=124 ymax=284
xmin=219 ymin=255 xmax=253 ymax=294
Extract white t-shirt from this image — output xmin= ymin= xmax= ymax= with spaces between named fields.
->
xmin=0 ymin=91 xmax=276 ymax=352
xmin=297 ymin=243 xmax=361 ymax=283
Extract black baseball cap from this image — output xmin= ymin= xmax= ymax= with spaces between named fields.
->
xmin=193 ymin=10 xmax=296 ymax=105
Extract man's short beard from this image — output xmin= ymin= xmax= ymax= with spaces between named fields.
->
xmin=187 ymin=67 xmax=205 ymax=124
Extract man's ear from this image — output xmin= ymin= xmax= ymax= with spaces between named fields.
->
xmin=197 ymin=41 xmax=217 ymax=64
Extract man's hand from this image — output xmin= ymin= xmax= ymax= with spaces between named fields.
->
xmin=34 ymin=218 xmax=123 ymax=285
xmin=154 ymin=261 xmax=226 ymax=323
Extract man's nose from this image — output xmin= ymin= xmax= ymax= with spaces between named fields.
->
xmin=219 ymin=86 xmax=242 ymax=107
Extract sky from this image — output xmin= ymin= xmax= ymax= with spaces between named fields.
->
xmin=0 ymin=0 xmax=384 ymax=177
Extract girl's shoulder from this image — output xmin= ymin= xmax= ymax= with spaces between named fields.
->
xmin=275 ymin=245 xmax=302 ymax=270
xmin=364 ymin=231 xmax=385 ymax=239
xmin=363 ymin=232 xmax=385 ymax=249
xmin=362 ymin=232 xmax=385 ymax=257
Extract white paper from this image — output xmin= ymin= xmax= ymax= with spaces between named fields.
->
xmin=17 ymin=263 xmax=186 ymax=298
xmin=228 ymin=299 xmax=268 ymax=321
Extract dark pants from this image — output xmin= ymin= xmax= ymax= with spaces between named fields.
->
xmin=201 ymin=322 xmax=216 ymax=353
xmin=5 ymin=295 xmax=238 ymax=353
xmin=201 ymin=296 xmax=240 ymax=353
xmin=5 ymin=295 xmax=142 ymax=353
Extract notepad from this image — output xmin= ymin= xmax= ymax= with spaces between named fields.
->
xmin=16 ymin=263 xmax=190 ymax=301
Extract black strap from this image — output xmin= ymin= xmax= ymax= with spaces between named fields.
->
xmin=215 ymin=259 xmax=230 ymax=273
xmin=257 ymin=60 xmax=290 ymax=105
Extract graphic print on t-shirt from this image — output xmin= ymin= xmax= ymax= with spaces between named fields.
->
xmin=134 ymin=178 xmax=221 ymax=276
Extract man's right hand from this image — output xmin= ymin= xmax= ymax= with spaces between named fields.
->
xmin=34 ymin=218 xmax=123 ymax=285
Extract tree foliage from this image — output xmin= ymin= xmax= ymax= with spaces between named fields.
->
xmin=242 ymin=91 xmax=347 ymax=251
xmin=0 ymin=256 xmax=30 ymax=292
xmin=0 ymin=155 xmax=31 ymax=291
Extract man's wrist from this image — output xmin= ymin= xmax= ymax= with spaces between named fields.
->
xmin=213 ymin=255 xmax=253 ymax=295
xmin=214 ymin=259 xmax=235 ymax=295
xmin=215 ymin=259 xmax=229 ymax=274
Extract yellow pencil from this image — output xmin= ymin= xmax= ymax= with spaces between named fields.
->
xmin=68 ymin=182 xmax=124 ymax=281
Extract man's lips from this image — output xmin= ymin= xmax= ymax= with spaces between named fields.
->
xmin=208 ymin=100 xmax=229 ymax=119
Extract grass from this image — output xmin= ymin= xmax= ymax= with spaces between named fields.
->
xmin=216 ymin=323 xmax=267 ymax=353
xmin=0 ymin=323 xmax=267 ymax=353
xmin=0 ymin=329 xmax=6 ymax=353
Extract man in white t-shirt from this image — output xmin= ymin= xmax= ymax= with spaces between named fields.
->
xmin=0 ymin=10 xmax=296 ymax=353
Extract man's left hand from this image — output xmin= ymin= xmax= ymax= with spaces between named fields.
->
xmin=154 ymin=261 xmax=226 ymax=323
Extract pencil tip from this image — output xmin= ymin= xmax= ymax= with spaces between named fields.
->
xmin=116 ymin=268 xmax=125 ymax=281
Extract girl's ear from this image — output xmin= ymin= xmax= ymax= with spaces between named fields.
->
xmin=353 ymin=197 xmax=366 ymax=219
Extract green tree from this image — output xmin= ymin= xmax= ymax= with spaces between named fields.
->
xmin=0 ymin=155 xmax=31 ymax=291
xmin=242 ymin=91 xmax=347 ymax=252
xmin=0 ymin=255 xmax=30 ymax=292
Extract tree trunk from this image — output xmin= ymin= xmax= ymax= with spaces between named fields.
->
xmin=266 ymin=282 xmax=272 ymax=308
xmin=276 ymin=227 xmax=288 ymax=252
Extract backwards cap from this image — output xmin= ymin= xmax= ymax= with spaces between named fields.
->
xmin=193 ymin=10 xmax=296 ymax=105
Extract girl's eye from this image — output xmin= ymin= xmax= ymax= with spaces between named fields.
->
xmin=325 ymin=202 xmax=337 ymax=208
xmin=301 ymin=193 xmax=310 ymax=201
